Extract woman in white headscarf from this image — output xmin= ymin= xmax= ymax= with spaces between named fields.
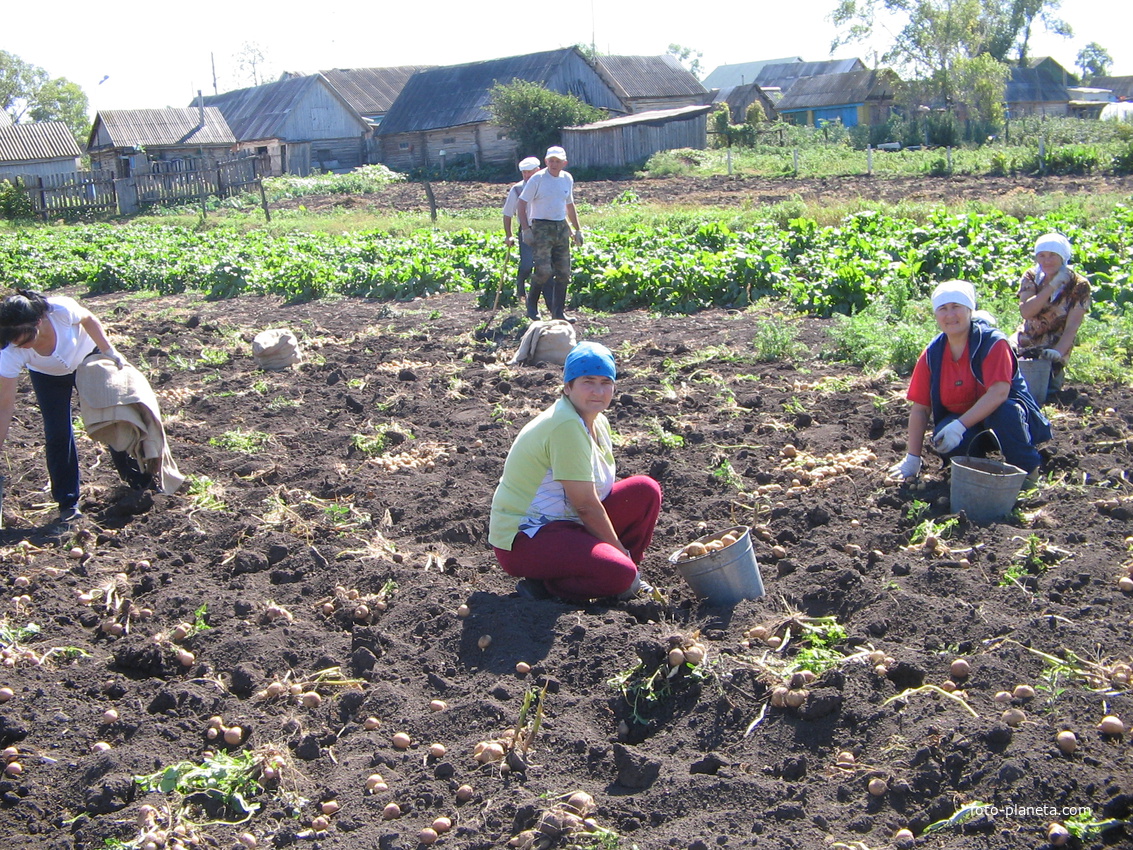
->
xmin=889 ymin=280 xmax=1050 ymax=481
xmin=1012 ymin=232 xmax=1091 ymax=392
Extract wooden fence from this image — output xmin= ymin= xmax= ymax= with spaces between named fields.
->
xmin=4 ymin=154 xmax=267 ymax=219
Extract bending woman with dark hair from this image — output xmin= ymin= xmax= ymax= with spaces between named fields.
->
xmin=0 ymin=289 xmax=150 ymax=524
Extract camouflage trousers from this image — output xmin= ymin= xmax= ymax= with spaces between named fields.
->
xmin=531 ymin=219 xmax=572 ymax=319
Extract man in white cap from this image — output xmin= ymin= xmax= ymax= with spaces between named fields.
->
xmin=517 ymin=145 xmax=584 ymax=322
xmin=502 ymin=156 xmax=541 ymax=311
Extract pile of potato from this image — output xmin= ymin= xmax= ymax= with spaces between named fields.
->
xmin=674 ymin=528 xmax=744 ymax=562
xmin=316 ymin=584 xmax=391 ymax=626
xmin=763 ymin=444 xmax=877 ymax=495
xmin=366 ymin=442 xmax=450 ymax=473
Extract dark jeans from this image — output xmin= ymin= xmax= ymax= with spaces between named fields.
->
xmin=29 ymin=369 xmax=149 ymax=511
xmin=937 ymin=399 xmax=1042 ymax=473
xmin=515 ymin=241 xmax=534 ymax=298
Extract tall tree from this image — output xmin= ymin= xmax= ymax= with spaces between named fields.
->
xmin=234 ymin=41 xmax=269 ymax=88
xmin=488 ymin=80 xmax=605 ymax=160
xmin=1075 ymin=42 xmax=1112 ymax=80
xmin=1 ymin=51 xmax=90 ymax=145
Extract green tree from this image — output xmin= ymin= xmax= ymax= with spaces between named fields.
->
xmin=746 ymin=101 xmax=767 ymax=125
xmin=487 ymin=80 xmax=605 ymax=160
xmin=952 ymin=53 xmax=1008 ymax=127
xmin=1 ymin=51 xmax=90 ymax=145
xmin=1075 ymin=42 xmax=1112 ymax=80
xmin=667 ymin=44 xmax=704 ymax=79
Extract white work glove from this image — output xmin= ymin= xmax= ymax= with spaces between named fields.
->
xmin=932 ymin=419 xmax=967 ymax=454
xmin=572 ymin=230 xmax=584 ymax=247
xmin=105 ymin=348 xmax=126 ymax=369
xmin=520 ymin=228 xmax=534 ymax=246
xmin=1039 ymin=348 xmax=1064 ymax=363
xmin=888 ymin=453 xmax=922 ymax=480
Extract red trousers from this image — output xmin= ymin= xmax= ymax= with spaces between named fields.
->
xmin=493 ymin=475 xmax=661 ymax=601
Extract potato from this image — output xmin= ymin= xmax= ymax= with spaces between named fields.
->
xmin=685 ymin=542 xmax=708 ymax=558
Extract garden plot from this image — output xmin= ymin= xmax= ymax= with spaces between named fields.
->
xmin=0 ymin=291 xmax=1129 ymax=850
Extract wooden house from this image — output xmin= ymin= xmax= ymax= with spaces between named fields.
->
xmin=202 ymin=74 xmax=370 ymax=176
xmin=702 ymin=57 xmax=802 ymax=90
xmin=0 ymin=121 xmax=82 ymax=181
xmin=87 ymin=107 xmax=236 ymax=177
xmin=562 ymin=104 xmax=713 ymax=169
xmin=775 ymin=69 xmax=898 ymax=127
xmin=593 ymin=55 xmax=707 ymax=113
xmin=1005 ymin=58 xmax=1071 ymax=117
xmin=376 ymin=47 xmax=625 ymax=172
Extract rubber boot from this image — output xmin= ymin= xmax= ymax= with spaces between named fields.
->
xmin=525 ymin=285 xmax=542 ymax=320
xmin=549 ymin=279 xmax=573 ymax=322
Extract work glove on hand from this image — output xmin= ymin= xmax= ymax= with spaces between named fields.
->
xmin=520 ymin=229 xmax=534 ymax=246
xmin=888 ymin=453 xmax=922 ymax=480
xmin=1039 ymin=348 xmax=1064 ymax=363
xmin=572 ymin=230 xmax=584 ymax=247
xmin=106 ymin=348 xmax=126 ymax=369
xmin=932 ymin=419 xmax=967 ymax=454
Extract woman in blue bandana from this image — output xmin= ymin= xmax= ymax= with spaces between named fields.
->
xmin=489 ymin=342 xmax=661 ymax=602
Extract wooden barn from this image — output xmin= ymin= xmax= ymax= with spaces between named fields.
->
xmin=702 ymin=57 xmax=803 ymax=90
xmin=311 ymin=66 xmax=435 ymax=124
xmin=376 ymin=47 xmax=625 ymax=172
xmin=562 ymin=104 xmax=713 ymax=169
xmin=1005 ymin=59 xmax=1072 ymax=117
xmin=86 ymin=107 xmax=235 ymax=177
xmin=0 ymin=121 xmax=83 ymax=181
xmin=202 ymin=74 xmax=370 ymax=176
xmin=593 ymin=54 xmax=707 ymax=113
xmin=775 ymin=69 xmax=898 ymax=127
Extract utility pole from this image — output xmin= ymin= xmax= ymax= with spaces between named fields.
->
xmin=211 ymin=52 xmax=218 ymax=95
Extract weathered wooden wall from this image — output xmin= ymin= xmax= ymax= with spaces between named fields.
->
xmin=378 ymin=123 xmax=517 ymax=171
xmin=563 ymin=115 xmax=707 ymax=169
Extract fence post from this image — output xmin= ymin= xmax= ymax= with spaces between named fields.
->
xmin=1039 ymin=138 xmax=1046 ymax=173
xmin=792 ymin=147 xmax=799 ymax=175
xmin=867 ymin=145 xmax=873 ymax=176
xmin=726 ymin=147 xmax=733 ymax=176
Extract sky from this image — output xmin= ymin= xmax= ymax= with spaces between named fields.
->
xmin=5 ymin=1 xmax=1132 ymax=117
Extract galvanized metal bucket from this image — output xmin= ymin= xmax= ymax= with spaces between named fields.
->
xmin=1018 ymin=358 xmax=1051 ymax=405
xmin=950 ymin=456 xmax=1027 ymax=523
xmin=669 ymin=525 xmax=765 ymax=606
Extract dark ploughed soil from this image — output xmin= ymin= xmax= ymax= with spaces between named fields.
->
xmin=0 ymin=286 xmax=1130 ymax=850
xmin=273 ymin=173 xmax=1133 ymax=215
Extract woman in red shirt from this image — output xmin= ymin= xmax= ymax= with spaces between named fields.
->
xmin=890 ymin=280 xmax=1049 ymax=481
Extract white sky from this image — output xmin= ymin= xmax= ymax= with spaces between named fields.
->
xmin=5 ymin=1 xmax=1131 ymax=116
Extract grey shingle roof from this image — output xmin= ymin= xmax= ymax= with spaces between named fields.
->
xmin=775 ymin=70 xmax=896 ymax=111
xmin=1006 ymin=67 xmax=1068 ymax=104
xmin=90 ymin=107 xmax=235 ymax=148
xmin=1088 ymin=75 xmax=1133 ymax=100
xmin=756 ymin=58 xmax=866 ymax=90
xmin=318 ymin=66 xmax=436 ymax=116
xmin=0 ymin=121 xmax=82 ymax=163
xmin=565 ymin=104 xmax=713 ymax=130
xmin=377 ymin=47 xmax=625 ymax=136
xmin=594 ymin=55 xmax=706 ymax=99
xmin=702 ymin=58 xmax=802 ymax=89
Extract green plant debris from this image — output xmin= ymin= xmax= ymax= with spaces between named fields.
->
xmin=883 ymin=684 xmax=978 ymax=717
xmin=923 ymin=800 xmax=989 ymax=834
xmin=209 ymin=428 xmax=271 ymax=454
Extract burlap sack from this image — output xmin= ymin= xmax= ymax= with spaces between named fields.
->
xmin=252 ymin=328 xmax=303 ymax=371
xmin=508 ymin=320 xmax=576 ymax=367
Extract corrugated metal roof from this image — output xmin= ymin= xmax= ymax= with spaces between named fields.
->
xmin=202 ymin=74 xmax=367 ymax=141
xmin=91 ymin=107 xmax=235 ymax=148
xmin=1006 ymin=67 xmax=1067 ymax=104
xmin=565 ymin=104 xmax=713 ymax=130
xmin=1091 ymin=76 xmax=1133 ymax=100
xmin=377 ymin=47 xmax=625 ymax=136
xmin=756 ymin=58 xmax=866 ymax=89
xmin=595 ymin=55 xmax=706 ymax=100
xmin=0 ymin=122 xmax=82 ymax=164
xmin=776 ymin=70 xmax=896 ymax=111
xmin=702 ymin=58 xmax=802 ymax=89
xmin=0 ymin=111 xmax=12 ymax=127
xmin=318 ymin=66 xmax=435 ymax=116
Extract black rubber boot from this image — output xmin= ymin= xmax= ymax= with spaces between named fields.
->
xmin=549 ymin=280 xmax=573 ymax=322
xmin=525 ymin=286 xmax=541 ymax=320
